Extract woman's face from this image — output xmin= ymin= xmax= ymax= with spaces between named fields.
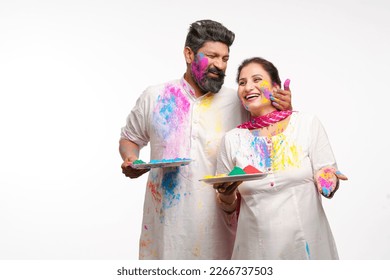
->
xmin=237 ymin=62 xmax=274 ymax=115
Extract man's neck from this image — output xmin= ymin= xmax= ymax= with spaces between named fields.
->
xmin=183 ymin=71 xmax=207 ymax=98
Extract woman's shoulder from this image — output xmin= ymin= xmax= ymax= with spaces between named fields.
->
xmin=222 ymin=128 xmax=253 ymax=145
xmin=292 ymin=111 xmax=320 ymax=122
xmin=291 ymin=111 xmax=325 ymax=130
xmin=224 ymin=127 xmax=249 ymax=138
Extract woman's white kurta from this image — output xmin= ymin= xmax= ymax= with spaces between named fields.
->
xmin=216 ymin=112 xmax=339 ymax=260
xmin=121 ymin=78 xmax=247 ymax=259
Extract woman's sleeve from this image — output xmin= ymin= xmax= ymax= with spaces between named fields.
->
xmin=216 ymin=132 xmax=236 ymax=175
xmin=309 ymin=116 xmax=338 ymax=172
xmin=216 ymin=132 xmax=240 ymax=225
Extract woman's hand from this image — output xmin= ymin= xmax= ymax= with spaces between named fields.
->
xmin=315 ymin=167 xmax=348 ymax=198
xmin=213 ymin=181 xmax=243 ymax=195
xmin=213 ymin=181 xmax=242 ymax=214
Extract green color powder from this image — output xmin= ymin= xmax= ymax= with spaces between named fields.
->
xmin=228 ymin=166 xmax=246 ymax=176
xmin=133 ymin=159 xmax=146 ymax=164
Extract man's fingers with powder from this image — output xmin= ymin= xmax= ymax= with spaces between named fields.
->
xmin=272 ymin=79 xmax=292 ymax=111
xmin=121 ymin=163 xmax=149 ymax=179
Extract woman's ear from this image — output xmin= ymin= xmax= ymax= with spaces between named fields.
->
xmin=184 ymin=47 xmax=195 ymax=64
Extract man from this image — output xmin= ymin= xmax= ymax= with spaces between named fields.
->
xmin=119 ymin=19 xmax=292 ymax=259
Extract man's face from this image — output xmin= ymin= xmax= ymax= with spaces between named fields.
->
xmin=190 ymin=41 xmax=229 ymax=94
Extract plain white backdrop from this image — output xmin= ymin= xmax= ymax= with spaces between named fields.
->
xmin=0 ymin=0 xmax=389 ymax=260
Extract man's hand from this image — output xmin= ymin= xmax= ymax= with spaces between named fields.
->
xmin=121 ymin=156 xmax=150 ymax=179
xmin=271 ymin=79 xmax=292 ymax=111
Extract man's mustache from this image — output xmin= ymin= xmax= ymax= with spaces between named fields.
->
xmin=207 ymin=67 xmax=225 ymax=79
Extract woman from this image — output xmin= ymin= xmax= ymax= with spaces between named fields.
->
xmin=215 ymin=57 xmax=348 ymax=260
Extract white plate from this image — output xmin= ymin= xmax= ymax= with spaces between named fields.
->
xmin=130 ymin=159 xmax=192 ymax=169
xmin=199 ymin=173 xmax=268 ymax=184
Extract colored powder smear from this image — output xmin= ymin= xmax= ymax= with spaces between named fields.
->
xmin=199 ymin=94 xmax=213 ymax=111
xmin=305 ymin=241 xmax=311 ymax=259
xmin=195 ymin=93 xmax=223 ymax=160
xmin=181 ymin=79 xmax=196 ymax=97
xmin=161 ymin=168 xmax=181 ymax=209
xmin=258 ymin=80 xmax=272 ymax=100
xmin=153 ymin=84 xmax=191 ymax=158
xmin=250 ymin=134 xmax=300 ymax=171
xmin=147 ymin=170 xmax=162 ymax=206
xmin=318 ymin=168 xmax=335 ymax=197
xmin=191 ymin=53 xmax=208 ymax=86
xmin=133 ymin=159 xmax=146 ymax=164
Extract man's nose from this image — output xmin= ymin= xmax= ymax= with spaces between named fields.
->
xmin=212 ymin=58 xmax=224 ymax=70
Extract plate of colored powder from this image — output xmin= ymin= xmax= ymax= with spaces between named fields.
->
xmin=199 ymin=165 xmax=268 ymax=184
xmin=130 ymin=158 xmax=192 ymax=169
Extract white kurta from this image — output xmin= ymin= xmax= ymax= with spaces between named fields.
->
xmin=216 ymin=112 xmax=339 ymax=260
xmin=121 ymin=77 xmax=248 ymax=259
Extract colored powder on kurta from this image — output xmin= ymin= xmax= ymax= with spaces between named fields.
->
xmin=249 ymin=133 xmax=300 ymax=171
xmin=273 ymin=144 xmax=299 ymax=169
xmin=199 ymin=94 xmax=213 ymax=111
xmin=140 ymin=237 xmax=152 ymax=248
xmin=133 ymin=159 xmax=146 ymax=164
xmin=153 ymin=84 xmax=190 ymax=138
xmin=270 ymin=135 xmax=300 ymax=170
xmin=152 ymin=84 xmax=191 ymax=157
xmin=157 ymin=85 xmax=190 ymax=125
xmin=251 ymin=137 xmax=271 ymax=168
xmin=243 ymin=165 xmax=262 ymax=174
xmin=161 ymin=168 xmax=181 ymax=209
xmin=147 ymin=170 xmax=162 ymax=207
xmin=181 ymin=79 xmax=196 ymax=97
xmin=191 ymin=53 xmax=208 ymax=85
xmin=228 ymin=166 xmax=246 ymax=176
xmin=305 ymin=242 xmax=311 ymax=259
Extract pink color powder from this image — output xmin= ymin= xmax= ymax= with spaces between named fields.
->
xmin=191 ymin=53 xmax=208 ymax=85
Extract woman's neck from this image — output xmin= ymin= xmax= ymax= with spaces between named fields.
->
xmin=251 ymin=106 xmax=276 ymax=117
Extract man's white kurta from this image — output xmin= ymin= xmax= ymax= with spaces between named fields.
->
xmin=121 ymin=78 xmax=247 ymax=259
xmin=217 ymin=112 xmax=339 ymax=259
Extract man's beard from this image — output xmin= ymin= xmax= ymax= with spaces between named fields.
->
xmin=191 ymin=66 xmax=226 ymax=94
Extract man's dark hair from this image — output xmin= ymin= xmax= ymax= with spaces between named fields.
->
xmin=236 ymin=57 xmax=282 ymax=87
xmin=185 ymin=19 xmax=235 ymax=54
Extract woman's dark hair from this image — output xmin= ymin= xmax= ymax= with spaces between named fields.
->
xmin=185 ymin=19 xmax=235 ymax=54
xmin=236 ymin=57 xmax=281 ymax=87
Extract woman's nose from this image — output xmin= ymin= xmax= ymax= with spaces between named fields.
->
xmin=245 ymin=82 xmax=254 ymax=92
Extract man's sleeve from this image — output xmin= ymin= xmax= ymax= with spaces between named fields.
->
xmin=120 ymin=89 xmax=152 ymax=148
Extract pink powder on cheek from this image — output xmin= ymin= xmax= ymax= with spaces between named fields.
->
xmin=191 ymin=53 xmax=208 ymax=83
xmin=258 ymin=80 xmax=272 ymax=100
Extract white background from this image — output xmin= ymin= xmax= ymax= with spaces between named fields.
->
xmin=0 ymin=0 xmax=389 ymax=260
